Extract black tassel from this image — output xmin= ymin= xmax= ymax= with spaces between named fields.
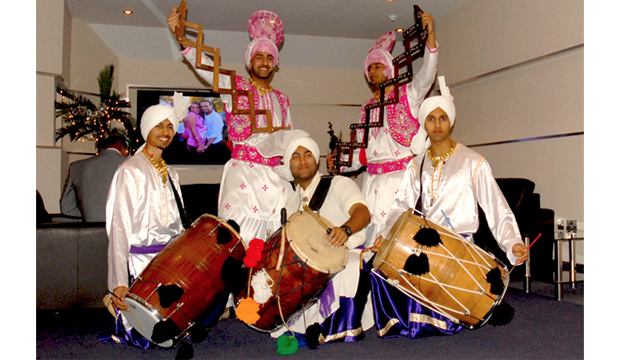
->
xmin=488 ymin=301 xmax=515 ymax=326
xmin=220 ymin=257 xmax=247 ymax=294
xmin=414 ymin=227 xmax=442 ymax=247
xmin=175 ymin=342 xmax=194 ymax=360
xmin=228 ymin=220 xmax=240 ymax=234
xmin=151 ymin=319 xmax=181 ymax=344
xmin=217 ymin=220 xmax=241 ymax=244
xmin=403 ymin=253 xmax=430 ymax=275
xmin=305 ymin=323 xmax=322 ymax=350
xmin=486 ymin=267 xmax=505 ymax=295
xmin=217 ymin=227 xmax=233 ymax=244
xmin=189 ymin=323 xmax=209 ymax=344
xmin=158 ymin=284 xmax=184 ymax=308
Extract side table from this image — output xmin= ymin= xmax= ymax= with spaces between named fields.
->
xmin=521 ymin=235 xmax=584 ymax=301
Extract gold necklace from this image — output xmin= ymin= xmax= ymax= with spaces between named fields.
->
xmin=249 ymin=78 xmax=273 ymax=96
xmin=374 ymin=85 xmax=395 ymax=102
xmin=143 ymin=149 xmax=168 ymax=184
xmin=427 ymin=141 xmax=457 ymax=168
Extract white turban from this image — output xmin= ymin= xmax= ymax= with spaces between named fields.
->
xmin=137 ymin=92 xmax=190 ymax=152
xmin=273 ymin=135 xmax=320 ymax=182
xmin=415 ymin=76 xmax=456 ymax=150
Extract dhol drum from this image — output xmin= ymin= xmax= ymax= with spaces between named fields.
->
xmin=372 ymin=209 xmax=509 ymax=329
xmin=121 ymin=214 xmax=247 ymax=348
xmin=241 ymin=210 xmax=348 ymax=332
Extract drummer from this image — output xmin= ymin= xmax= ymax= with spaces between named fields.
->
xmin=258 ymin=135 xmax=375 ymax=345
xmin=101 ymin=93 xmax=190 ymax=348
xmin=372 ymin=77 xmax=528 ymax=338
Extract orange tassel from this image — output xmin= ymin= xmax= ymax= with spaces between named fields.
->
xmin=236 ymin=298 xmax=261 ymax=325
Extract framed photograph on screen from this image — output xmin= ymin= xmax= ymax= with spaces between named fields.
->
xmin=136 ymin=89 xmax=231 ymax=165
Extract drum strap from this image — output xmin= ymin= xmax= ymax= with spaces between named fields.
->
xmin=308 ymin=175 xmax=334 ymax=211
xmin=414 ymin=156 xmax=425 ymax=213
xmin=168 ymin=174 xmax=193 ymax=228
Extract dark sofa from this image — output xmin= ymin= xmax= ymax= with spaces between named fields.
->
xmin=473 ymin=178 xmax=556 ymax=283
xmin=36 ymin=184 xmax=220 ymax=310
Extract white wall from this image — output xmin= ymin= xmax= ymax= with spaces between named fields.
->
xmin=38 ymin=0 xmax=584 ymax=229
xmin=436 ymin=0 xmax=584 ymax=224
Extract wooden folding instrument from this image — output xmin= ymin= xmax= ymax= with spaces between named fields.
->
xmin=173 ymin=1 xmax=289 ymax=134
xmin=329 ymin=5 xmax=428 ymax=174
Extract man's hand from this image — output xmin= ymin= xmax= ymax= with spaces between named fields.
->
xmin=112 ymin=286 xmax=129 ymax=311
xmin=326 ymin=227 xmax=348 ymax=248
xmin=326 ymin=151 xmax=337 ymax=175
xmin=512 ymin=243 xmax=529 ymax=265
xmin=167 ymin=7 xmax=181 ymax=33
xmin=372 ymin=235 xmax=386 ymax=252
xmin=421 ymin=12 xmax=436 ymax=49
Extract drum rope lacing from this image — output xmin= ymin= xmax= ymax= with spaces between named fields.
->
xmin=380 ymin=222 xmax=504 ymax=320
xmin=380 ymin=262 xmax=470 ymax=321
xmin=407 ymin=217 xmax=497 ymax=294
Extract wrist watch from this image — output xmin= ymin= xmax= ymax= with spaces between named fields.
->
xmin=340 ymin=225 xmax=353 ymax=237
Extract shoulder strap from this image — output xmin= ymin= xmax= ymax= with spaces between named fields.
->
xmin=414 ymin=156 xmax=425 ymax=214
xmin=308 ymin=175 xmax=334 ymax=211
xmin=168 ymin=174 xmax=192 ymax=228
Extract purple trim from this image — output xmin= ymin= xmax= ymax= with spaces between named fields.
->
xmin=130 ymin=244 xmax=166 ymax=254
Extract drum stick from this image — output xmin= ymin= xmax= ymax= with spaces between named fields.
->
xmin=302 ymin=204 xmax=331 ymax=232
xmin=360 ymin=247 xmax=375 ymax=270
xmin=275 ymin=208 xmax=287 ymax=271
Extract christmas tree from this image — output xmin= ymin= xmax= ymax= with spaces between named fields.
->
xmin=55 ymin=64 xmax=139 ymax=153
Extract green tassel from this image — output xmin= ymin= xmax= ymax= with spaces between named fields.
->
xmin=276 ymin=334 xmax=299 ymax=355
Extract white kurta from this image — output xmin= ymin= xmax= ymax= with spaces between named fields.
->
xmin=183 ymin=47 xmax=294 ymax=244
xmin=378 ymin=143 xmax=524 ymax=265
xmin=344 ymin=45 xmax=439 ymax=247
xmin=106 ymin=152 xmax=184 ymax=292
xmin=270 ymin=172 xmax=374 ymax=338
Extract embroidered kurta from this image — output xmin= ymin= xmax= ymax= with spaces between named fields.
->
xmin=378 ymin=143 xmax=524 ymax=265
xmin=343 ymin=44 xmax=439 ymax=247
xmin=106 ymin=153 xmax=184 ymax=292
xmin=270 ymin=173 xmax=374 ymax=341
xmin=183 ymin=47 xmax=294 ymax=244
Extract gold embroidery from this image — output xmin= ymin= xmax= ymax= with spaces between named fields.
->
xmin=377 ymin=318 xmax=400 ymax=337
xmin=321 ymin=327 xmax=363 ymax=343
xmin=410 ymin=313 xmax=448 ymax=330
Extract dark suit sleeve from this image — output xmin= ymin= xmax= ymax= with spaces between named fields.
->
xmin=60 ymin=165 xmax=81 ymax=217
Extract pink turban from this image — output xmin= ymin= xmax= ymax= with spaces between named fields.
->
xmin=244 ymin=38 xmax=280 ymax=68
xmin=364 ymin=31 xmax=396 ymax=82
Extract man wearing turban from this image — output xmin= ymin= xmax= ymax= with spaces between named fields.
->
xmin=104 ymin=93 xmax=190 ymax=347
xmin=168 ymin=8 xmax=294 ymax=246
xmin=372 ymin=78 xmax=529 ymax=339
xmin=265 ymin=135 xmax=375 ymax=344
xmin=329 ymin=12 xmax=438 ymax=248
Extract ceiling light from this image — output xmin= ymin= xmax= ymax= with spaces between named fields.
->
xmin=123 ymin=10 xmax=133 ymax=15
xmin=396 ymin=28 xmax=404 ymax=33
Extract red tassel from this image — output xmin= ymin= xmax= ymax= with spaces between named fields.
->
xmin=359 ymin=148 xmax=367 ymax=166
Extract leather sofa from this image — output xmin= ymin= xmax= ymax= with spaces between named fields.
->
xmin=36 ymin=184 xmax=220 ymax=310
xmin=473 ymin=178 xmax=556 ymax=282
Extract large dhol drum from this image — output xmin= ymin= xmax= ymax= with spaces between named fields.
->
xmin=121 ymin=214 xmax=246 ymax=348
xmin=372 ymin=209 xmax=509 ymax=329
xmin=243 ymin=211 xmax=348 ymax=332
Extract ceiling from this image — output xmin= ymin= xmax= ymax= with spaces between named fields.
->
xmin=65 ymin=0 xmax=477 ymax=40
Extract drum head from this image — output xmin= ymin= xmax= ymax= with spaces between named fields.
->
xmin=286 ymin=211 xmax=348 ymax=273
xmin=373 ymin=209 xmax=411 ymax=269
xmin=122 ymin=297 xmax=174 ymax=348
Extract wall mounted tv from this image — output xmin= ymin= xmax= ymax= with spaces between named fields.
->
xmin=136 ymin=88 xmax=230 ymax=165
